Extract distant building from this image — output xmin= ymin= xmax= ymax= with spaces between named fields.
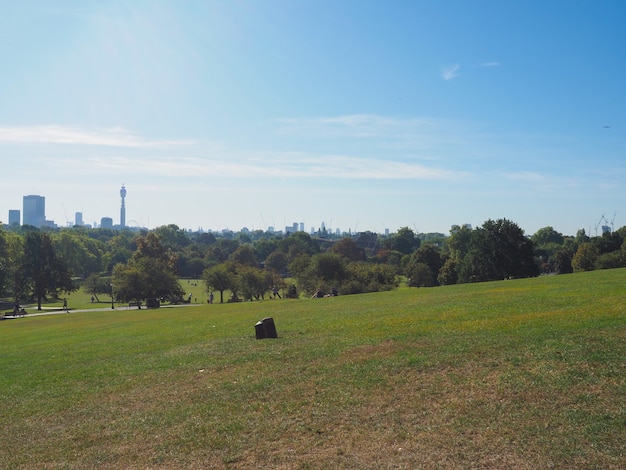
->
xmin=8 ymin=210 xmax=20 ymax=226
xmin=75 ymin=212 xmax=83 ymax=227
xmin=100 ymin=217 xmax=113 ymax=229
xmin=120 ymin=185 xmax=127 ymax=228
xmin=23 ymin=195 xmax=45 ymax=227
xmin=285 ymin=223 xmax=299 ymax=235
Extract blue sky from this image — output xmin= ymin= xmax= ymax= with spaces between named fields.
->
xmin=1 ymin=1 xmax=625 ymax=236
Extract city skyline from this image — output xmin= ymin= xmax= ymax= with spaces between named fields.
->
xmin=5 ymin=187 xmax=382 ymax=235
xmin=4 ymin=186 xmax=618 ymax=238
xmin=1 ymin=2 xmax=624 ymax=237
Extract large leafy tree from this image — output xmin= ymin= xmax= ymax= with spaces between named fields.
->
xmin=112 ymin=232 xmax=183 ymax=307
xmin=104 ymin=232 xmax=135 ymax=273
xmin=237 ymin=265 xmax=269 ymax=301
xmin=457 ymin=219 xmax=539 ymax=283
xmin=52 ymin=230 xmax=104 ymax=277
xmin=572 ymin=243 xmax=599 ymax=272
xmin=383 ymin=227 xmax=420 ymax=255
xmin=329 ymin=237 xmax=366 ymax=261
xmin=205 ymin=238 xmax=240 ymax=265
xmin=278 ymin=232 xmax=320 ymax=260
xmin=446 ymin=224 xmax=473 ymax=263
xmin=265 ymin=251 xmax=288 ymax=274
xmin=342 ymin=262 xmax=398 ymax=294
xmin=83 ymin=273 xmax=114 ymax=302
xmin=532 ymin=226 xmax=564 ymax=246
xmin=552 ymin=247 xmax=574 ymax=274
xmin=4 ymin=232 xmax=29 ymax=303
xmin=228 ymin=244 xmax=258 ymax=267
xmin=23 ymin=231 xmax=75 ymax=310
xmin=295 ymin=253 xmax=346 ymax=296
xmin=203 ymin=263 xmax=236 ymax=304
xmin=404 ymin=245 xmax=442 ymax=287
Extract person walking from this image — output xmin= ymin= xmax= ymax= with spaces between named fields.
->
xmin=272 ymin=286 xmax=281 ymax=299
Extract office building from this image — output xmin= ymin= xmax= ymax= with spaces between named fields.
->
xmin=23 ymin=195 xmax=45 ymax=228
xmin=8 ymin=210 xmax=20 ymax=226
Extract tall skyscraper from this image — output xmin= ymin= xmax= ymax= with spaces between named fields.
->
xmin=120 ymin=184 xmax=127 ymax=227
xmin=23 ymin=195 xmax=45 ymax=227
xmin=75 ymin=212 xmax=83 ymax=226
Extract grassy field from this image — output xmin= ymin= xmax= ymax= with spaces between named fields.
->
xmin=1 ymin=270 xmax=624 ymax=469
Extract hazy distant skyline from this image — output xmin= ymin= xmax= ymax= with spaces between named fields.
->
xmin=1 ymin=1 xmax=625 ymax=237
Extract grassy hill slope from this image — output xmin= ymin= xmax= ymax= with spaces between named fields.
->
xmin=1 ymin=270 xmax=624 ymax=469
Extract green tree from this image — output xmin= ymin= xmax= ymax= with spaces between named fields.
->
xmin=23 ymin=231 xmax=75 ymax=310
xmin=457 ymin=219 xmax=538 ymax=283
xmin=279 ymin=232 xmax=320 ymax=260
xmin=343 ymin=262 xmax=398 ymax=294
xmin=329 ymin=237 xmax=366 ymax=261
xmin=592 ymin=231 xmax=623 ymax=255
xmin=354 ymin=231 xmax=380 ymax=258
xmin=572 ymin=243 xmax=599 ymax=272
xmin=288 ymin=253 xmax=311 ymax=278
xmin=83 ymin=273 xmax=113 ymax=302
xmin=575 ymin=228 xmax=590 ymax=244
xmin=552 ymin=247 xmax=574 ymax=274
xmin=446 ymin=224 xmax=473 ymax=263
xmin=383 ymin=227 xmax=420 ymax=255
xmin=52 ymin=230 xmax=104 ymax=277
xmin=437 ymin=258 xmax=458 ymax=285
xmin=203 ymin=263 xmax=236 ymax=303
xmin=407 ymin=263 xmax=433 ymax=287
xmin=3 ymin=232 xmax=28 ymax=303
xmin=532 ymin=226 xmax=564 ymax=246
xmin=152 ymin=224 xmax=191 ymax=251
xmin=237 ymin=266 xmax=269 ymax=301
xmin=104 ymin=233 xmax=134 ymax=273
xmin=254 ymin=238 xmax=279 ymax=263
xmin=265 ymin=251 xmax=288 ymax=274
xmin=228 ymin=244 xmax=258 ymax=267
xmin=112 ymin=232 xmax=183 ymax=307
xmin=205 ymin=238 xmax=240 ymax=265
xmin=405 ymin=245 xmax=442 ymax=286
xmin=296 ymin=253 xmax=346 ymax=296
xmin=595 ymin=251 xmax=625 ymax=270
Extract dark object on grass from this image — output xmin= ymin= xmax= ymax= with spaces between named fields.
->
xmin=255 ymin=317 xmax=278 ymax=339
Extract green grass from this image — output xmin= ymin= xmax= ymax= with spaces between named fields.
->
xmin=1 ymin=270 xmax=624 ymax=469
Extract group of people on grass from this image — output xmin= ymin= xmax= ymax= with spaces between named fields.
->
xmin=311 ymin=287 xmax=338 ymax=298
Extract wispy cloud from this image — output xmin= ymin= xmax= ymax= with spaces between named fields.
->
xmin=0 ymin=126 xmax=194 ymax=147
xmin=275 ymin=114 xmax=440 ymax=140
xmin=475 ymin=61 xmax=501 ymax=68
xmin=441 ymin=64 xmax=460 ymax=80
xmin=45 ymin=154 xmax=466 ymax=182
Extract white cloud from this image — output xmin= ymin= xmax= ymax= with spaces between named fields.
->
xmin=442 ymin=64 xmax=460 ymax=80
xmin=0 ymin=125 xmax=194 ymax=147
xmin=275 ymin=114 xmax=440 ymax=140
xmin=42 ymin=153 xmax=466 ymax=182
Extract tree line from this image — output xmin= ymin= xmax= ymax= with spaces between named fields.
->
xmin=1 ymin=219 xmax=625 ymax=308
